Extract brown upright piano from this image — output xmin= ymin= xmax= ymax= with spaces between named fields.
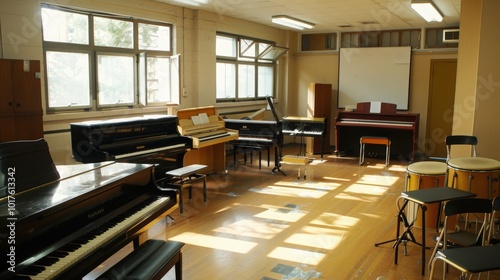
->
xmin=334 ymin=102 xmax=419 ymax=161
xmin=177 ymin=106 xmax=239 ymax=173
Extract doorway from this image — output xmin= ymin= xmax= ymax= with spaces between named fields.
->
xmin=425 ymin=59 xmax=457 ymax=158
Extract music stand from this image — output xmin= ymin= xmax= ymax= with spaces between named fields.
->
xmin=267 ymin=96 xmax=286 ymax=176
xmin=375 ymin=187 xmax=476 ymax=275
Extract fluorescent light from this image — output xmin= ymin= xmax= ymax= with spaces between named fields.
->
xmin=411 ymin=0 xmax=443 ymax=22
xmin=272 ymin=15 xmax=315 ymax=30
xmin=174 ymin=0 xmax=211 ymax=6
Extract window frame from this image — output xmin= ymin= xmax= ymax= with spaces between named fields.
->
xmin=41 ymin=4 xmax=175 ymax=113
xmin=216 ymin=33 xmax=281 ymax=102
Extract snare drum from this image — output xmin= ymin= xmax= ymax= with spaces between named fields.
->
xmin=447 ymin=157 xmax=500 ymax=199
xmin=406 ymin=161 xmax=448 ymax=228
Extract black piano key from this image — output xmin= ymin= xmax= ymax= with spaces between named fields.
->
xmin=35 ymin=256 xmax=59 ymax=266
xmin=21 ymin=265 xmax=46 ymax=275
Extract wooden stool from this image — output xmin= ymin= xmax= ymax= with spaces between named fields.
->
xmin=359 ymin=136 xmax=391 ymax=166
xmin=164 ymin=164 xmax=207 ymax=214
xmin=97 ymin=239 xmax=185 ymax=280
xmin=281 ymin=155 xmax=311 ymax=181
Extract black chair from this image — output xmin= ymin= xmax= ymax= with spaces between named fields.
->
xmin=445 ymin=135 xmax=478 ymax=162
xmin=429 ymin=198 xmax=492 ymax=279
xmin=489 ymin=196 xmax=500 ymax=245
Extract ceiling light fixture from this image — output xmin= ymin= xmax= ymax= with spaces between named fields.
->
xmin=411 ymin=0 xmax=443 ymax=22
xmin=271 ymin=15 xmax=315 ymax=30
xmin=173 ymin=0 xmax=211 ymax=6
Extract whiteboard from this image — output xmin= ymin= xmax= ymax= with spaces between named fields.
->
xmin=338 ymin=46 xmax=411 ymax=110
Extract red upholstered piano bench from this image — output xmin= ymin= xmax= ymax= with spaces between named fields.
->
xmin=97 ymin=239 xmax=185 ymax=280
xmin=359 ymin=136 xmax=391 ymax=166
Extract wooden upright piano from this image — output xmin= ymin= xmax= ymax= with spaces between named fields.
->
xmin=334 ymin=102 xmax=419 ymax=161
xmin=177 ymin=106 xmax=239 ymax=173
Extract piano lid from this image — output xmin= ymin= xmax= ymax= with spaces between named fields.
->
xmin=0 ymin=139 xmax=60 ymax=197
xmin=0 ymin=162 xmax=154 ymax=220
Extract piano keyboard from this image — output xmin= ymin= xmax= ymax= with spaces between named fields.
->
xmin=114 ymin=143 xmax=186 ymax=159
xmin=237 ymin=136 xmax=273 ymax=142
xmin=338 ymin=119 xmax=414 ymax=127
xmin=282 ymin=130 xmax=323 ymax=136
xmin=19 ymin=196 xmax=169 ymax=280
xmin=196 ymin=130 xmax=230 ymax=141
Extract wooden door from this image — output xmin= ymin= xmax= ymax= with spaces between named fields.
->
xmin=426 ymin=59 xmax=457 ymax=158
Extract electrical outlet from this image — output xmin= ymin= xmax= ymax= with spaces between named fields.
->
xmin=182 ymin=88 xmax=187 ymax=97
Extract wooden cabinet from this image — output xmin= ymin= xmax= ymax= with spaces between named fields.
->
xmin=306 ymin=83 xmax=332 ymax=154
xmin=0 ymin=59 xmax=43 ymax=142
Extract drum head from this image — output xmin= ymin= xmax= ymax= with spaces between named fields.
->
xmin=407 ymin=161 xmax=447 ymax=175
xmin=448 ymin=157 xmax=500 ymax=171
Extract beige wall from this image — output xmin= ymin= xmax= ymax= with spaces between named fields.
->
xmin=454 ymin=0 xmax=500 ymax=159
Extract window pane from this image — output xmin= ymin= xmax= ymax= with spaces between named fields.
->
xmin=97 ymin=55 xmax=135 ymax=105
xmin=258 ymin=66 xmax=273 ymax=97
xmin=238 ymin=64 xmax=255 ymax=98
xmin=139 ymin=23 xmax=171 ymax=51
xmin=46 ymin=51 xmax=90 ymax=108
xmin=216 ymin=35 xmax=236 ymax=57
xmin=94 ymin=17 xmax=133 ymax=48
xmin=216 ymin=63 xmax=236 ymax=98
xmin=41 ymin=8 xmax=89 ymax=44
xmin=147 ymin=57 xmax=170 ymax=102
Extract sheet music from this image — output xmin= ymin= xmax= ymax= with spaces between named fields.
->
xmin=370 ymin=102 xmax=382 ymax=113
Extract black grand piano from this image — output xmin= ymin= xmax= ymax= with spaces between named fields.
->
xmin=224 ymin=97 xmax=283 ymax=172
xmin=0 ymin=139 xmax=180 ymax=279
xmin=1 ymin=115 xmax=195 ymax=279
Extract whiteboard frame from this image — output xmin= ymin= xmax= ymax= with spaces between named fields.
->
xmin=337 ymin=46 xmax=411 ymax=110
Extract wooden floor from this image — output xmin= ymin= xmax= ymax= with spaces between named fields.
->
xmin=87 ymin=145 xmax=500 ymax=280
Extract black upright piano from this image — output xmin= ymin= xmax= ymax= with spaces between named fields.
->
xmin=70 ymin=114 xmax=193 ymax=180
xmin=0 ymin=139 xmax=179 ymax=279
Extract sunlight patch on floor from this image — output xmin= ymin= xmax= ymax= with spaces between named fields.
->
xmin=254 ymin=204 xmax=307 ymax=223
xmin=169 ymin=232 xmax=257 ymax=253
xmin=284 ymin=226 xmax=345 ymax=250
xmin=267 ymin=246 xmax=325 ymax=265
xmin=310 ymin=212 xmax=359 ymax=229
xmin=212 ymin=218 xmax=289 ymax=239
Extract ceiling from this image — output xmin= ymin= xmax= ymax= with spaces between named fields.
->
xmin=156 ymin=0 xmax=460 ymax=33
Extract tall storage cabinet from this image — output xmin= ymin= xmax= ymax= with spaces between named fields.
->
xmin=306 ymin=83 xmax=332 ymax=155
xmin=0 ymin=59 xmax=43 ymax=142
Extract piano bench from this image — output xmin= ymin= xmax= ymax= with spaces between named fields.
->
xmin=233 ymin=145 xmax=270 ymax=170
xmin=164 ymin=164 xmax=207 ymax=214
xmin=359 ymin=136 xmax=391 ymax=166
xmin=97 ymin=239 xmax=185 ymax=280
xmin=281 ymin=155 xmax=312 ymax=181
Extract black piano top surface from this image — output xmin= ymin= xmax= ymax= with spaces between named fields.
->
xmin=0 ymin=162 xmax=153 ymax=220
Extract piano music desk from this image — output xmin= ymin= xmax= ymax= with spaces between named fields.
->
xmin=163 ymin=164 xmax=207 ymax=214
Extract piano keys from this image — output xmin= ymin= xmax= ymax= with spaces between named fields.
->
xmin=0 ymin=139 xmax=178 ymax=280
xmin=282 ymin=116 xmax=327 ymax=159
xmin=334 ymin=102 xmax=419 ymax=161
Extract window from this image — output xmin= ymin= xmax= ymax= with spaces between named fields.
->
xmin=41 ymin=5 xmax=177 ymax=112
xmin=216 ymin=33 xmax=286 ymax=102
xmin=340 ymin=29 xmax=420 ymax=49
